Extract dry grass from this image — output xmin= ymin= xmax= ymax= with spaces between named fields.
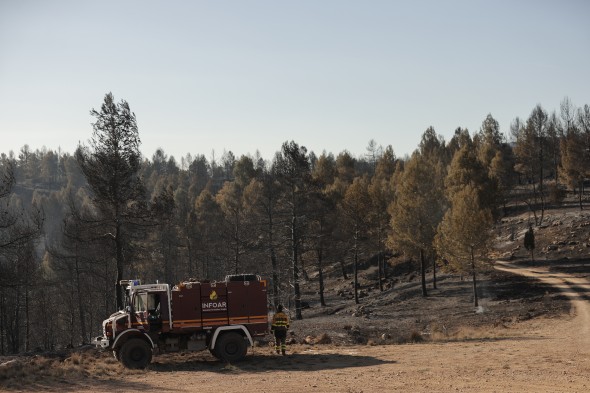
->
xmin=0 ymin=349 xmax=138 ymax=390
xmin=377 ymin=323 xmax=513 ymax=346
xmin=427 ymin=324 xmax=512 ymax=342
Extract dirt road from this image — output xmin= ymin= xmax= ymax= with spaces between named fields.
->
xmin=57 ymin=261 xmax=586 ymax=393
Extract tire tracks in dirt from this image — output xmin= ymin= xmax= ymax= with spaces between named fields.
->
xmin=495 ymin=260 xmax=590 ymax=351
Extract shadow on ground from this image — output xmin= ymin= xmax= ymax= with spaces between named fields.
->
xmin=149 ymin=351 xmax=395 ymax=373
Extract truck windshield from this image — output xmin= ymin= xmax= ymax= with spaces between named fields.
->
xmin=124 ymin=290 xmax=131 ymax=310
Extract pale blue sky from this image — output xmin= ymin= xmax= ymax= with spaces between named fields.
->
xmin=1 ymin=0 xmax=588 ymax=163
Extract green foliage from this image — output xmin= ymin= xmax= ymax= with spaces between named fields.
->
xmin=389 ymin=151 xmax=445 ymax=257
xmin=435 ymin=185 xmax=493 ymax=274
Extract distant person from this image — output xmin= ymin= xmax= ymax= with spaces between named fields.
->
xmin=271 ymin=304 xmax=290 ymax=355
xmin=524 ymin=224 xmax=535 ymax=261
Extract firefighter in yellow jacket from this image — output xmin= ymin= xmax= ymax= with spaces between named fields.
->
xmin=271 ymin=304 xmax=290 ymax=355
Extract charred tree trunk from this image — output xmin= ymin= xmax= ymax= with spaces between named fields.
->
xmin=267 ymin=205 xmax=280 ymax=307
xmin=432 ymin=255 xmax=437 ymax=290
xmin=471 ymin=247 xmax=478 ymax=308
xmin=24 ymin=282 xmax=29 ymax=352
xmin=300 ymin=238 xmax=309 ymax=282
xmin=115 ymin=216 xmax=124 ymax=311
xmin=377 ymin=226 xmax=385 ymax=292
xmin=291 ymin=214 xmax=302 ymax=320
xmin=0 ymin=288 xmax=4 ymax=354
xmin=270 ymin=246 xmax=279 ymax=308
xmin=579 ymin=180 xmax=584 ymax=211
xmin=234 ymin=217 xmax=240 ymax=275
xmin=186 ymin=236 xmax=194 ymax=277
xmin=420 ymin=248 xmax=427 ymax=297
xmin=339 ymin=259 xmax=348 ymax=280
xmin=353 ymin=227 xmax=359 ymax=305
xmin=75 ymin=254 xmax=87 ymax=344
xmin=317 ymin=247 xmax=326 ymax=307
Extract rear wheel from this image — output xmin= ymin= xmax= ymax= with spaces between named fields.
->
xmin=215 ymin=332 xmax=247 ymax=363
xmin=119 ymin=338 xmax=152 ymax=369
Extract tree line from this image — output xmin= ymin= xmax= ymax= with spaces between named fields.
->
xmin=1 ymin=93 xmax=589 ymax=354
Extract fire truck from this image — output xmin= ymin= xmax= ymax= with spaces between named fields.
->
xmin=92 ymin=274 xmax=268 ymax=368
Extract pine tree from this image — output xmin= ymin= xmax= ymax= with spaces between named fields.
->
xmin=369 ymin=145 xmax=396 ymax=291
xmin=243 ymin=166 xmax=283 ymax=307
xmin=513 ymin=105 xmax=550 ymax=224
xmin=341 ymin=175 xmax=372 ymax=304
xmin=274 ymin=141 xmax=311 ymax=320
xmin=75 ymin=92 xmax=144 ymax=310
xmin=435 ymin=185 xmax=493 ymax=307
xmin=389 ymin=152 xmax=445 ymax=297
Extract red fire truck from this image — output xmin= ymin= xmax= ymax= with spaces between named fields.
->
xmin=92 ymin=274 xmax=268 ymax=368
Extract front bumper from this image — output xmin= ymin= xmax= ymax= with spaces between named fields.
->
xmin=92 ymin=336 xmax=111 ymax=349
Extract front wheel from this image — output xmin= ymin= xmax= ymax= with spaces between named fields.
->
xmin=119 ymin=338 xmax=152 ymax=369
xmin=209 ymin=347 xmax=221 ymax=360
xmin=214 ymin=332 xmax=247 ymax=363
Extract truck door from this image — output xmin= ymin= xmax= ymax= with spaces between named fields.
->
xmin=147 ymin=292 xmax=163 ymax=330
xmin=132 ymin=292 xmax=148 ymax=328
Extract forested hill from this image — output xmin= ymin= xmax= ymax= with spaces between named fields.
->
xmin=1 ymin=95 xmax=589 ymax=355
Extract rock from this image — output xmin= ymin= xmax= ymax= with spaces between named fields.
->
xmin=0 ymin=359 xmax=19 ymax=368
xmin=547 ymin=245 xmax=558 ymax=251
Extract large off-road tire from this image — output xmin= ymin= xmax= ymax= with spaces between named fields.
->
xmin=119 ymin=338 xmax=152 ymax=369
xmin=209 ymin=347 xmax=221 ymax=360
xmin=214 ymin=332 xmax=247 ymax=363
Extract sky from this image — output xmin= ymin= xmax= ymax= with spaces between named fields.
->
xmin=1 ymin=0 xmax=589 ymax=163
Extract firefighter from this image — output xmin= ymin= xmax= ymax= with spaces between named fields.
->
xmin=271 ymin=304 xmax=290 ymax=355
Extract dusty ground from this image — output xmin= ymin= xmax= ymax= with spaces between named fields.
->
xmin=2 ymin=200 xmax=590 ymax=392
xmin=2 ymin=261 xmax=588 ymax=392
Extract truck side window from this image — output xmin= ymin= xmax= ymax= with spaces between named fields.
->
xmin=148 ymin=293 xmax=161 ymax=320
xmin=148 ymin=294 xmax=160 ymax=314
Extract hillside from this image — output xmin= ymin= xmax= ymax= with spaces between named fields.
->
xmin=1 ymin=195 xmax=589 ymax=391
xmin=290 ymin=197 xmax=588 ymax=346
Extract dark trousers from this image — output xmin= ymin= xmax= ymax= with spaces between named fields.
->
xmin=274 ymin=328 xmax=287 ymax=354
